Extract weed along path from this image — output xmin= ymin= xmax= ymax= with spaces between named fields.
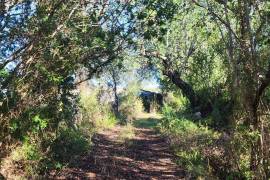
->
xmin=51 ymin=114 xmax=187 ymax=179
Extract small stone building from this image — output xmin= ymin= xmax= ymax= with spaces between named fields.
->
xmin=139 ymin=90 xmax=163 ymax=113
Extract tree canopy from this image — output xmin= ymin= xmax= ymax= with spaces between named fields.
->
xmin=1 ymin=0 xmax=270 ymax=179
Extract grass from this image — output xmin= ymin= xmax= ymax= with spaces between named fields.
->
xmin=159 ymin=108 xmax=221 ymax=178
xmin=117 ymin=124 xmax=135 ymax=143
xmin=133 ymin=118 xmax=159 ymax=129
xmin=115 ymin=113 xmax=162 ymax=145
xmin=95 ymin=115 xmax=117 ymax=130
xmin=133 ymin=113 xmax=162 ymax=129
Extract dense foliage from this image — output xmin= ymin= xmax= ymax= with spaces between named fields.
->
xmin=0 ymin=0 xmax=270 ymax=179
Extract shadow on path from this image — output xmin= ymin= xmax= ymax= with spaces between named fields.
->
xmin=51 ymin=116 xmax=187 ymax=179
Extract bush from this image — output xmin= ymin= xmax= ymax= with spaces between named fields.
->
xmin=95 ymin=113 xmax=117 ymax=130
xmin=50 ymin=129 xmax=91 ymax=164
xmin=164 ymin=92 xmax=188 ymax=111
xmin=159 ymin=101 xmax=265 ymax=179
xmin=79 ymin=90 xmax=104 ymax=123
xmin=159 ymin=104 xmax=220 ymax=178
xmin=4 ymin=127 xmax=91 ymax=178
xmin=8 ymin=138 xmax=45 ymax=177
xmin=119 ymin=89 xmax=143 ymax=124
xmin=11 ymin=140 xmax=42 ymax=162
xmin=224 ymin=125 xmax=261 ymax=179
xmin=79 ymin=89 xmax=117 ymax=130
xmin=11 ymin=142 xmax=41 ymax=173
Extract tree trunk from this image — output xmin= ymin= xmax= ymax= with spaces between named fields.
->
xmin=164 ymin=70 xmax=200 ymax=110
xmin=238 ymin=0 xmax=262 ymax=176
xmin=112 ymin=70 xmax=119 ymax=115
xmin=164 ymin=69 xmax=214 ymax=117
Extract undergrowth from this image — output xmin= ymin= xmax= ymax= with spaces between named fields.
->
xmin=159 ymin=105 xmax=220 ymax=178
xmin=79 ymin=89 xmax=117 ymax=130
xmin=159 ymin=96 xmax=265 ymax=179
xmin=117 ymin=124 xmax=136 ymax=143
xmin=3 ymin=127 xmax=91 ymax=178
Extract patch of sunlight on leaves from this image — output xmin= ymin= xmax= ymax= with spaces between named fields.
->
xmin=9 ymin=140 xmax=43 ymax=178
xmin=11 ymin=141 xmax=42 ymax=162
xmin=95 ymin=114 xmax=117 ymax=131
xmin=176 ymin=150 xmax=206 ymax=176
xmin=159 ymin=105 xmax=221 ymax=178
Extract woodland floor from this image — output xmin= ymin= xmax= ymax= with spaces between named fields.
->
xmin=50 ymin=114 xmax=187 ymax=180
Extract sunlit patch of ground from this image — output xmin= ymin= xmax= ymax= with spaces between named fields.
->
xmin=133 ymin=112 xmax=162 ymax=129
xmin=51 ymin=113 xmax=188 ymax=179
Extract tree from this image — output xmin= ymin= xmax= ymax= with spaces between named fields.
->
xmin=191 ymin=0 xmax=270 ymax=176
xmin=0 ymin=0 xmax=134 ymax=154
xmin=137 ymin=1 xmax=224 ymax=117
xmin=133 ymin=0 xmax=270 ymax=177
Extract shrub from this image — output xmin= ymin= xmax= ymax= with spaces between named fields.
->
xmin=8 ymin=138 xmax=44 ymax=177
xmin=50 ymin=129 xmax=91 ymax=164
xmin=79 ymin=89 xmax=117 ymax=130
xmin=119 ymin=90 xmax=143 ymax=124
xmin=79 ymin=90 xmax=104 ymax=123
xmin=225 ymin=125 xmax=261 ymax=179
xmin=164 ymin=92 xmax=188 ymax=111
xmin=11 ymin=140 xmax=42 ymax=162
xmin=4 ymin=127 xmax=91 ymax=178
xmin=159 ymin=104 xmax=220 ymax=178
xmin=159 ymin=101 xmax=265 ymax=179
xmin=175 ymin=150 xmax=205 ymax=176
xmin=95 ymin=113 xmax=117 ymax=130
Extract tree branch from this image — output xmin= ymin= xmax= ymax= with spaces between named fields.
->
xmin=254 ymin=64 xmax=270 ymax=109
xmin=192 ymin=0 xmax=239 ymax=42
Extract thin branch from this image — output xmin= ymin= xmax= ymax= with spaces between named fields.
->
xmin=192 ymin=0 xmax=239 ymax=42
xmin=255 ymin=64 xmax=270 ymax=109
xmin=51 ymin=3 xmax=80 ymax=38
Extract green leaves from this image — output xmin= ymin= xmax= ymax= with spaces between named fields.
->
xmin=32 ymin=115 xmax=48 ymax=131
xmin=0 ymin=69 xmax=9 ymax=78
xmin=35 ymin=63 xmax=64 ymax=85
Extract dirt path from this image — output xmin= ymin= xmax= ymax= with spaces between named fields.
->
xmin=52 ymin=121 xmax=187 ymax=179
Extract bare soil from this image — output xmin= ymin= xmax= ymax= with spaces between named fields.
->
xmin=51 ymin=125 xmax=187 ymax=180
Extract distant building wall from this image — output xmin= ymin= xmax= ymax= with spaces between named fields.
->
xmin=139 ymin=90 xmax=163 ymax=113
